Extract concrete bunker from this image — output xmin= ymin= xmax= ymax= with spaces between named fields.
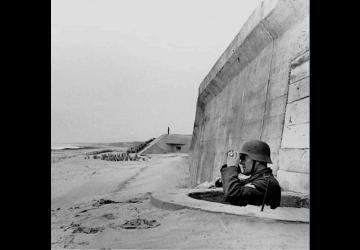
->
xmin=140 ymin=134 xmax=192 ymax=155
xmin=150 ymin=0 xmax=309 ymax=223
xmin=189 ymin=0 xmax=309 ymax=197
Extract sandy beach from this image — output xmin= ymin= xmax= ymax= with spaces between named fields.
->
xmin=51 ymin=147 xmax=309 ymax=249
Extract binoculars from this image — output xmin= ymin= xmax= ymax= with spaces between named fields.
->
xmin=227 ymin=150 xmax=239 ymax=157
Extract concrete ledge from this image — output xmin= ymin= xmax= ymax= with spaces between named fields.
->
xmin=151 ymin=188 xmax=309 ymax=223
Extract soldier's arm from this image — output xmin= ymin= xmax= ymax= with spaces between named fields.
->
xmin=221 ymin=166 xmax=265 ymax=206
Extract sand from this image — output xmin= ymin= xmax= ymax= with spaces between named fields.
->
xmin=51 ymin=148 xmax=309 ymax=249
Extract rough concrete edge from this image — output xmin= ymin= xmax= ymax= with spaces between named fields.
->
xmin=150 ymin=188 xmax=309 ymax=223
xmin=197 ymin=0 xmax=305 ymax=106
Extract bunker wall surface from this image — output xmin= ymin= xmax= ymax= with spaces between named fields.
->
xmin=189 ymin=0 xmax=309 ymax=194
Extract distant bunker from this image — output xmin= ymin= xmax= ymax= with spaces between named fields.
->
xmin=140 ymin=134 xmax=192 ymax=154
xmin=189 ymin=0 xmax=309 ymax=195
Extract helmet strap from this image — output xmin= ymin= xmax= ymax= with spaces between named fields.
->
xmin=251 ymin=161 xmax=256 ymax=175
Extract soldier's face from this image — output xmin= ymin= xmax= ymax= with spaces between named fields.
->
xmin=240 ymin=154 xmax=254 ymax=175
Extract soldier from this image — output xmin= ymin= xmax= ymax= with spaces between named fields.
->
xmin=220 ymin=140 xmax=281 ymax=209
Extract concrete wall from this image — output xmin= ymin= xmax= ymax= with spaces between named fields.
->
xmin=277 ymin=51 xmax=309 ymax=194
xmin=189 ymin=0 xmax=309 ymax=194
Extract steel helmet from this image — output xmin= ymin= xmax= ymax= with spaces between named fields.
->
xmin=239 ymin=140 xmax=272 ymax=164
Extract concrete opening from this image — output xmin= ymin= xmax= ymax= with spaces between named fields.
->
xmin=168 ymin=143 xmax=184 ymax=153
xmin=188 ymin=190 xmax=309 ymax=209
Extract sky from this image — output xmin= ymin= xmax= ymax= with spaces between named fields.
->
xmin=51 ymin=0 xmax=262 ymax=144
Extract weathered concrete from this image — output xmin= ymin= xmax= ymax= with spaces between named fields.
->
xmin=281 ymin=123 xmax=309 ymax=148
xmin=284 ymin=98 xmax=309 ymax=126
xmin=276 ymin=170 xmax=309 ymax=194
xmin=288 ymin=77 xmax=309 ymax=103
xmin=279 ymin=148 xmax=309 ymax=173
xmin=151 ymin=188 xmax=309 ymax=223
xmin=290 ymin=52 xmax=310 ymax=84
xmin=278 ymin=48 xmax=309 ymax=193
xmin=189 ymin=0 xmax=309 ymax=195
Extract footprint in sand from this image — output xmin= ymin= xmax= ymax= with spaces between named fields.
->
xmin=118 ymin=218 xmax=160 ymax=229
xmin=101 ymin=213 xmax=115 ymax=220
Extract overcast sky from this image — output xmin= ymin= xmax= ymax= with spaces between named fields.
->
xmin=51 ymin=0 xmax=262 ymax=144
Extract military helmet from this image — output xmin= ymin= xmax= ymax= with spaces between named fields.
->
xmin=239 ymin=140 xmax=272 ymax=164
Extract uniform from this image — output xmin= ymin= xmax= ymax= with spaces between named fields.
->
xmin=220 ymin=164 xmax=281 ymax=209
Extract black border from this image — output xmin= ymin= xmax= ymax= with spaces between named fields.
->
xmin=5 ymin=1 xmax=50 ymax=248
xmin=309 ymin=0 xmax=355 ymax=248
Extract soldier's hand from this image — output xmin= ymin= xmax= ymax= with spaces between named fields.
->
xmin=226 ymin=150 xmax=240 ymax=167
